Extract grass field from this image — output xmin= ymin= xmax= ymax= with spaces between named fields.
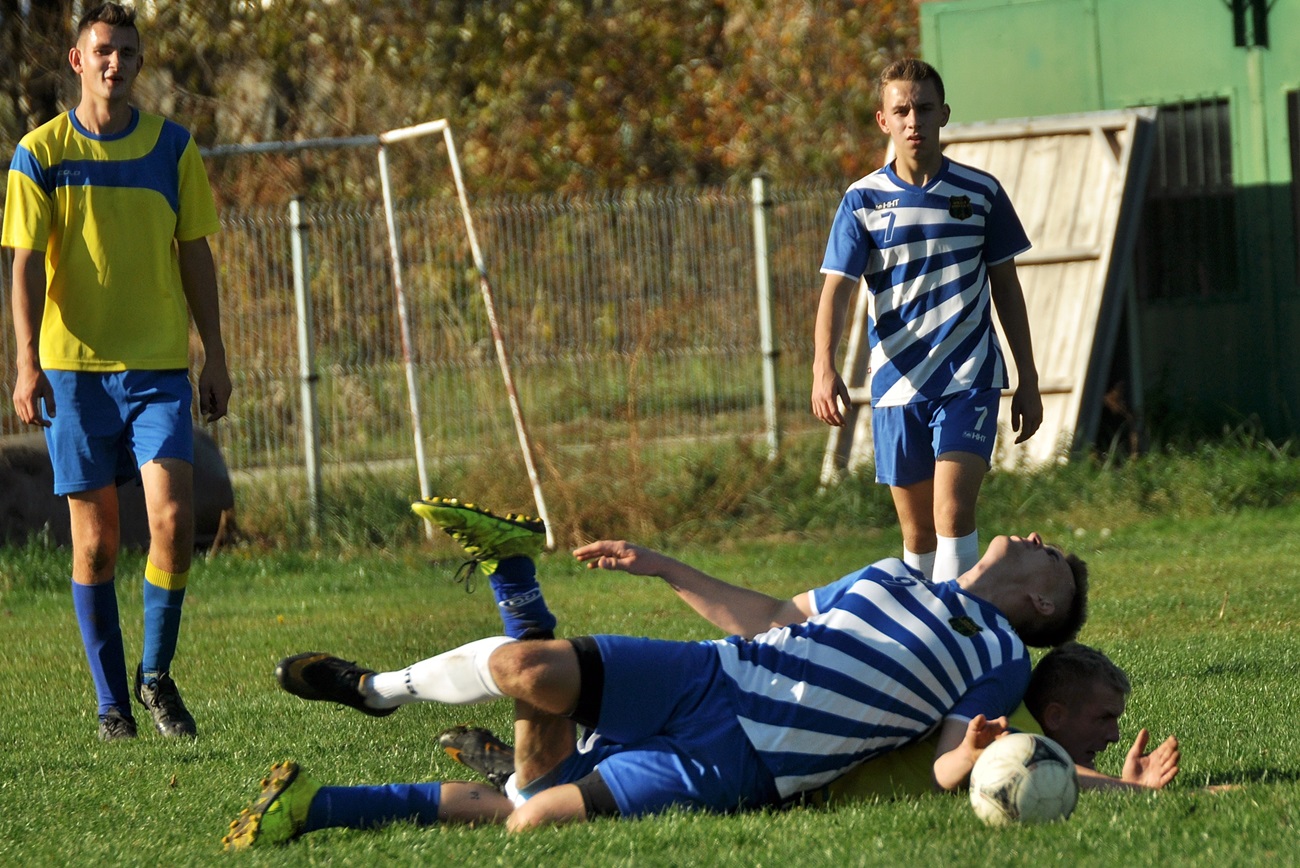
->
xmin=0 ymin=442 xmax=1298 ymax=866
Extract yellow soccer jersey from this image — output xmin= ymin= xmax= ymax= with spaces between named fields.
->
xmin=820 ymin=703 xmax=1043 ymax=803
xmin=2 ymin=108 xmax=220 ymax=371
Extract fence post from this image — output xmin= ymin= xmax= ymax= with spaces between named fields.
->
xmin=290 ymin=197 xmax=322 ymax=538
xmin=751 ymin=174 xmax=780 ymax=460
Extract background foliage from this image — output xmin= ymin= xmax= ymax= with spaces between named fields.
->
xmin=0 ymin=0 xmax=918 ymax=200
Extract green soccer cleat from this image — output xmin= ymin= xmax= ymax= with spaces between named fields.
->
xmin=412 ymin=496 xmax=546 ymax=577
xmin=222 ymin=761 xmax=320 ymax=850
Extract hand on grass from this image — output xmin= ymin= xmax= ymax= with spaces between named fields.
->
xmin=1122 ymin=729 xmax=1180 ymax=789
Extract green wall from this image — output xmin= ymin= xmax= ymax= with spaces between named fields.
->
xmin=921 ymin=0 xmax=1299 ymax=438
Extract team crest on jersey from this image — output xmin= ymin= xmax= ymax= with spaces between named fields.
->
xmin=949 ymin=616 xmax=983 ymax=637
xmin=949 ymin=195 xmax=973 ymax=220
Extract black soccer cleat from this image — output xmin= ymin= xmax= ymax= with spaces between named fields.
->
xmin=98 ymin=706 xmax=138 ymax=742
xmin=438 ymin=724 xmax=516 ymax=790
xmin=275 ymin=652 xmax=396 ymax=718
xmin=134 ymin=666 xmax=197 ymax=738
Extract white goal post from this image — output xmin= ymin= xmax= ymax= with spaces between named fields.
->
xmin=204 ymin=121 xmax=554 ymax=548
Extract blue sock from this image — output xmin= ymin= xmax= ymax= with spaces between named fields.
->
xmin=141 ymin=580 xmax=186 ymax=679
xmin=305 ymin=783 xmax=442 ymax=831
xmin=491 ymin=556 xmax=556 ymax=639
xmin=71 ymin=580 xmax=131 ymax=716
xmin=140 ymin=561 xmax=187 ymax=680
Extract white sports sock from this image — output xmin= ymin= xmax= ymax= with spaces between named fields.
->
xmin=903 ymin=547 xmax=936 ymax=580
xmin=369 ymin=635 xmax=514 ymax=707
xmin=933 ymin=530 xmax=980 ymax=582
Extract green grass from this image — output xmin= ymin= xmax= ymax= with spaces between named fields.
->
xmin=0 ymin=442 xmax=1298 ymax=865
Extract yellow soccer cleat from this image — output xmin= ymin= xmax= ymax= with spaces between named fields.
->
xmin=412 ymin=496 xmax=546 ymax=578
xmin=222 ymin=761 xmax=320 ymax=850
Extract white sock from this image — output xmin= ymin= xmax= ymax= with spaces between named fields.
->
xmin=933 ymin=530 xmax=980 ymax=582
xmin=368 ymin=636 xmax=514 ymax=707
xmin=903 ymin=547 xmax=936 ymax=580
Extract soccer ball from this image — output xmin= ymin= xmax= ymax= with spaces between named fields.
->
xmin=969 ymin=733 xmax=1078 ymax=826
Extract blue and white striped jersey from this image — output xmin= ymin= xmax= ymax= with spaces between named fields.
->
xmin=820 ymin=158 xmax=1031 ymax=408
xmin=712 ymin=558 xmax=1030 ymax=798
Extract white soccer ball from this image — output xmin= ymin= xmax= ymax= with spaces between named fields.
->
xmin=969 ymin=733 xmax=1078 ymax=827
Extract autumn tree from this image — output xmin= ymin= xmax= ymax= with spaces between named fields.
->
xmin=1 ymin=1 xmax=918 ymax=201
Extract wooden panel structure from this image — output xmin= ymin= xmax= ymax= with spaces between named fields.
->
xmin=822 ymin=109 xmax=1156 ymax=483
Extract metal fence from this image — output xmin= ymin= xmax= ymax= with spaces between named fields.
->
xmin=0 ymin=180 xmax=841 ymax=491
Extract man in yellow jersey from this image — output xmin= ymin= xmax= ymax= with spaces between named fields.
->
xmin=815 ymin=641 xmax=1180 ymax=800
xmin=3 ymin=3 xmax=228 ymax=741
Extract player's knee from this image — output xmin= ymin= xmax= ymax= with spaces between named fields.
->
xmin=490 ymin=640 xmax=579 ymax=713
xmin=505 ymin=784 xmax=588 ymax=832
xmin=147 ymin=496 xmax=193 ymax=539
xmin=76 ymin=541 xmax=118 ymax=580
xmin=931 ymin=490 xmax=977 ymax=536
xmin=492 ymin=639 xmax=566 ymax=684
xmin=505 ymin=805 xmax=545 ymax=833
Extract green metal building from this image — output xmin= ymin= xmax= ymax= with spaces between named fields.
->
xmin=919 ymin=0 xmax=1299 ymax=439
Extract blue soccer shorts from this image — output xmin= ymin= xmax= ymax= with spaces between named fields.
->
xmin=43 ymin=370 xmax=194 ymax=495
xmin=871 ymin=387 xmax=1001 ymax=487
xmin=518 ymin=635 xmax=778 ymax=817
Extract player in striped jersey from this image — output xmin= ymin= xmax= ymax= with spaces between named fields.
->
xmin=812 ymin=58 xmax=1042 ymax=584
xmin=235 ymin=521 xmax=1085 ymax=842
xmin=425 ymin=642 xmax=1179 ymax=805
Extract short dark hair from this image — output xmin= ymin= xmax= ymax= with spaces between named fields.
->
xmin=1023 ymin=642 xmax=1130 ymax=720
xmin=77 ymin=3 xmax=138 ymax=37
xmin=1016 ymin=552 xmax=1089 ymax=647
xmin=879 ymin=58 xmax=946 ymax=104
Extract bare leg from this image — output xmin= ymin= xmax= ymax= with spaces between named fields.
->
xmin=931 ymin=451 xmax=986 ymax=539
xmin=438 ymin=781 xmax=514 ymax=824
xmin=68 ymin=485 xmax=120 ymax=585
xmin=889 ymin=477 xmax=936 ymax=557
xmin=488 ymin=640 xmax=582 ymax=716
xmin=506 ymin=783 xmax=588 ymax=832
xmin=492 ymin=641 xmax=590 ymax=830
xmin=139 ymin=458 xmax=195 ymax=574
xmin=512 ymin=699 xmax=578 ymax=788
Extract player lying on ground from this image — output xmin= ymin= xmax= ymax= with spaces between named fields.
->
xmin=439 ymin=639 xmax=1180 ymax=803
xmin=225 ymin=498 xmax=1088 ymax=847
xmin=224 ymin=643 xmax=1178 ymax=850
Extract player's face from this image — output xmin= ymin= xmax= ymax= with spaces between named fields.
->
xmin=875 ymin=78 xmax=949 ymax=165
xmin=987 ymin=533 xmax=1075 ymax=604
xmin=1042 ymin=682 xmax=1126 ymax=768
xmin=71 ymin=22 xmax=142 ymax=103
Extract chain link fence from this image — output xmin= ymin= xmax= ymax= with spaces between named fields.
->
xmin=1 ymin=181 xmax=842 ymax=491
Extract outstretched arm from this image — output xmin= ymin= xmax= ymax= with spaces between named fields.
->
xmin=1078 ymin=729 xmax=1180 ymax=792
xmin=573 ymin=540 xmax=811 ymax=638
